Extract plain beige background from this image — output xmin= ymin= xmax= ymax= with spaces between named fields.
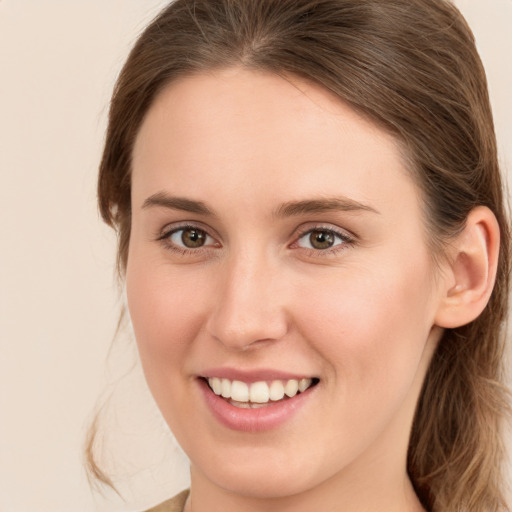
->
xmin=0 ymin=1 xmax=510 ymax=511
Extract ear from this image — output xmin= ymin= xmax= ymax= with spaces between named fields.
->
xmin=434 ymin=206 xmax=500 ymax=329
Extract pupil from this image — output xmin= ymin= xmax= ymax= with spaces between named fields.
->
xmin=182 ymin=228 xmax=206 ymax=248
xmin=310 ymin=231 xmax=334 ymax=249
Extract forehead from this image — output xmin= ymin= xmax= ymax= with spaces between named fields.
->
xmin=131 ymin=68 xmax=420 ymax=218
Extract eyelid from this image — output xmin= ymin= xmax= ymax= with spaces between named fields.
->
xmin=156 ymin=221 xmax=221 ymax=252
xmin=290 ymin=223 xmax=356 ymax=252
xmin=155 ymin=221 xmax=355 ymax=256
xmin=157 ymin=219 xmax=219 ymax=239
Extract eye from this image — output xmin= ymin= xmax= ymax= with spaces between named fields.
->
xmin=296 ymin=228 xmax=349 ymax=250
xmin=161 ymin=225 xmax=217 ymax=250
xmin=170 ymin=227 xmax=212 ymax=248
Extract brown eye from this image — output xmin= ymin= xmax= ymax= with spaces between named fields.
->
xmin=180 ymin=227 xmax=208 ymax=248
xmin=309 ymin=230 xmax=335 ymax=249
xmin=162 ymin=225 xmax=217 ymax=253
xmin=295 ymin=228 xmax=349 ymax=252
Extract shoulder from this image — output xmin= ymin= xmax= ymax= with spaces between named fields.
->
xmin=143 ymin=489 xmax=190 ymax=512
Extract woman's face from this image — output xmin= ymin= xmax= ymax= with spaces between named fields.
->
xmin=127 ymin=69 xmax=446 ymax=501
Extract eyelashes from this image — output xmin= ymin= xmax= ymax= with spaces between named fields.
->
xmin=156 ymin=223 xmax=355 ymax=257
xmin=156 ymin=224 xmax=219 ymax=254
xmin=167 ymin=226 xmax=215 ymax=249
xmin=293 ymin=227 xmax=352 ymax=252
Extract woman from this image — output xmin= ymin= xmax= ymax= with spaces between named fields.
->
xmin=89 ymin=0 xmax=511 ymax=511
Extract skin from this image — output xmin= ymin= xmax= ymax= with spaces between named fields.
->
xmin=126 ymin=68 xmax=453 ymax=512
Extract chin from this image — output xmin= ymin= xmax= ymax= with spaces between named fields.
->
xmin=189 ymin=441 xmax=338 ymax=501
xmin=207 ymin=465 xmax=319 ymax=500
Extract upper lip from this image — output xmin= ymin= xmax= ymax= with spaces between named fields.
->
xmin=200 ymin=367 xmax=317 ymax=383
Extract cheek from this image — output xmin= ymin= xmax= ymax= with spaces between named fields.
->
xmin=125 ymin=254 xmax=209 ymax=376
xmin=292 ymin=256 xmax=436 ymax=395
xmin=125 ymin=259 xmax=216 ymax=433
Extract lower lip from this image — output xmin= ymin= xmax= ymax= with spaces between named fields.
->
xmin=198 ymin=379 xmax=315 ymax=432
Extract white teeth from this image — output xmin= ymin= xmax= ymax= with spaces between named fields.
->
xmin=221 ymin=378 xmax=231 ymax=398
xmin=210 ymin=377 xmax=222 ymax=395
xmin=299 ymin=378 xmax=312 ymax=392
xmin=284 ymin=379 xmax=299 ymax=398
xmin=231 ymin=380 xmax=249 ymax=402
xmin=207 ymin=377 xmax=315 ymax=404
xmin=249 ymin=381 xmax=270 ymax=403
xmin=269 ymin=380 xmax=285 ymax=401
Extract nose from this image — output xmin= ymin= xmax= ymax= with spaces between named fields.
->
xmin=206 ymin=249 xmax=289 ymax=350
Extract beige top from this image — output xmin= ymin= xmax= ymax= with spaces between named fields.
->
xmin=144 ymin=489 xmax=190 ymax=512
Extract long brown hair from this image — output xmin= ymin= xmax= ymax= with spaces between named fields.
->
xmin=91 ymin=1 xmax=511 ymax=510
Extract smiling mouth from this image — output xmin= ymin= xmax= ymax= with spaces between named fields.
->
xmin=203 ymin=377 xmax=320 ymax=408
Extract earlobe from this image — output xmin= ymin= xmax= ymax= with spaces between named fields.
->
xmin=434 ymin=206 xmax=500 ymax=329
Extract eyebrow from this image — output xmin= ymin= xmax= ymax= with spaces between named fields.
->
xmin=141 ymin=192 xmax=379 ymax=218
xmin=142 ymin=192 xmax=214 ymax=216
xmin=274 ymin=197 xmax=379 ymax=218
